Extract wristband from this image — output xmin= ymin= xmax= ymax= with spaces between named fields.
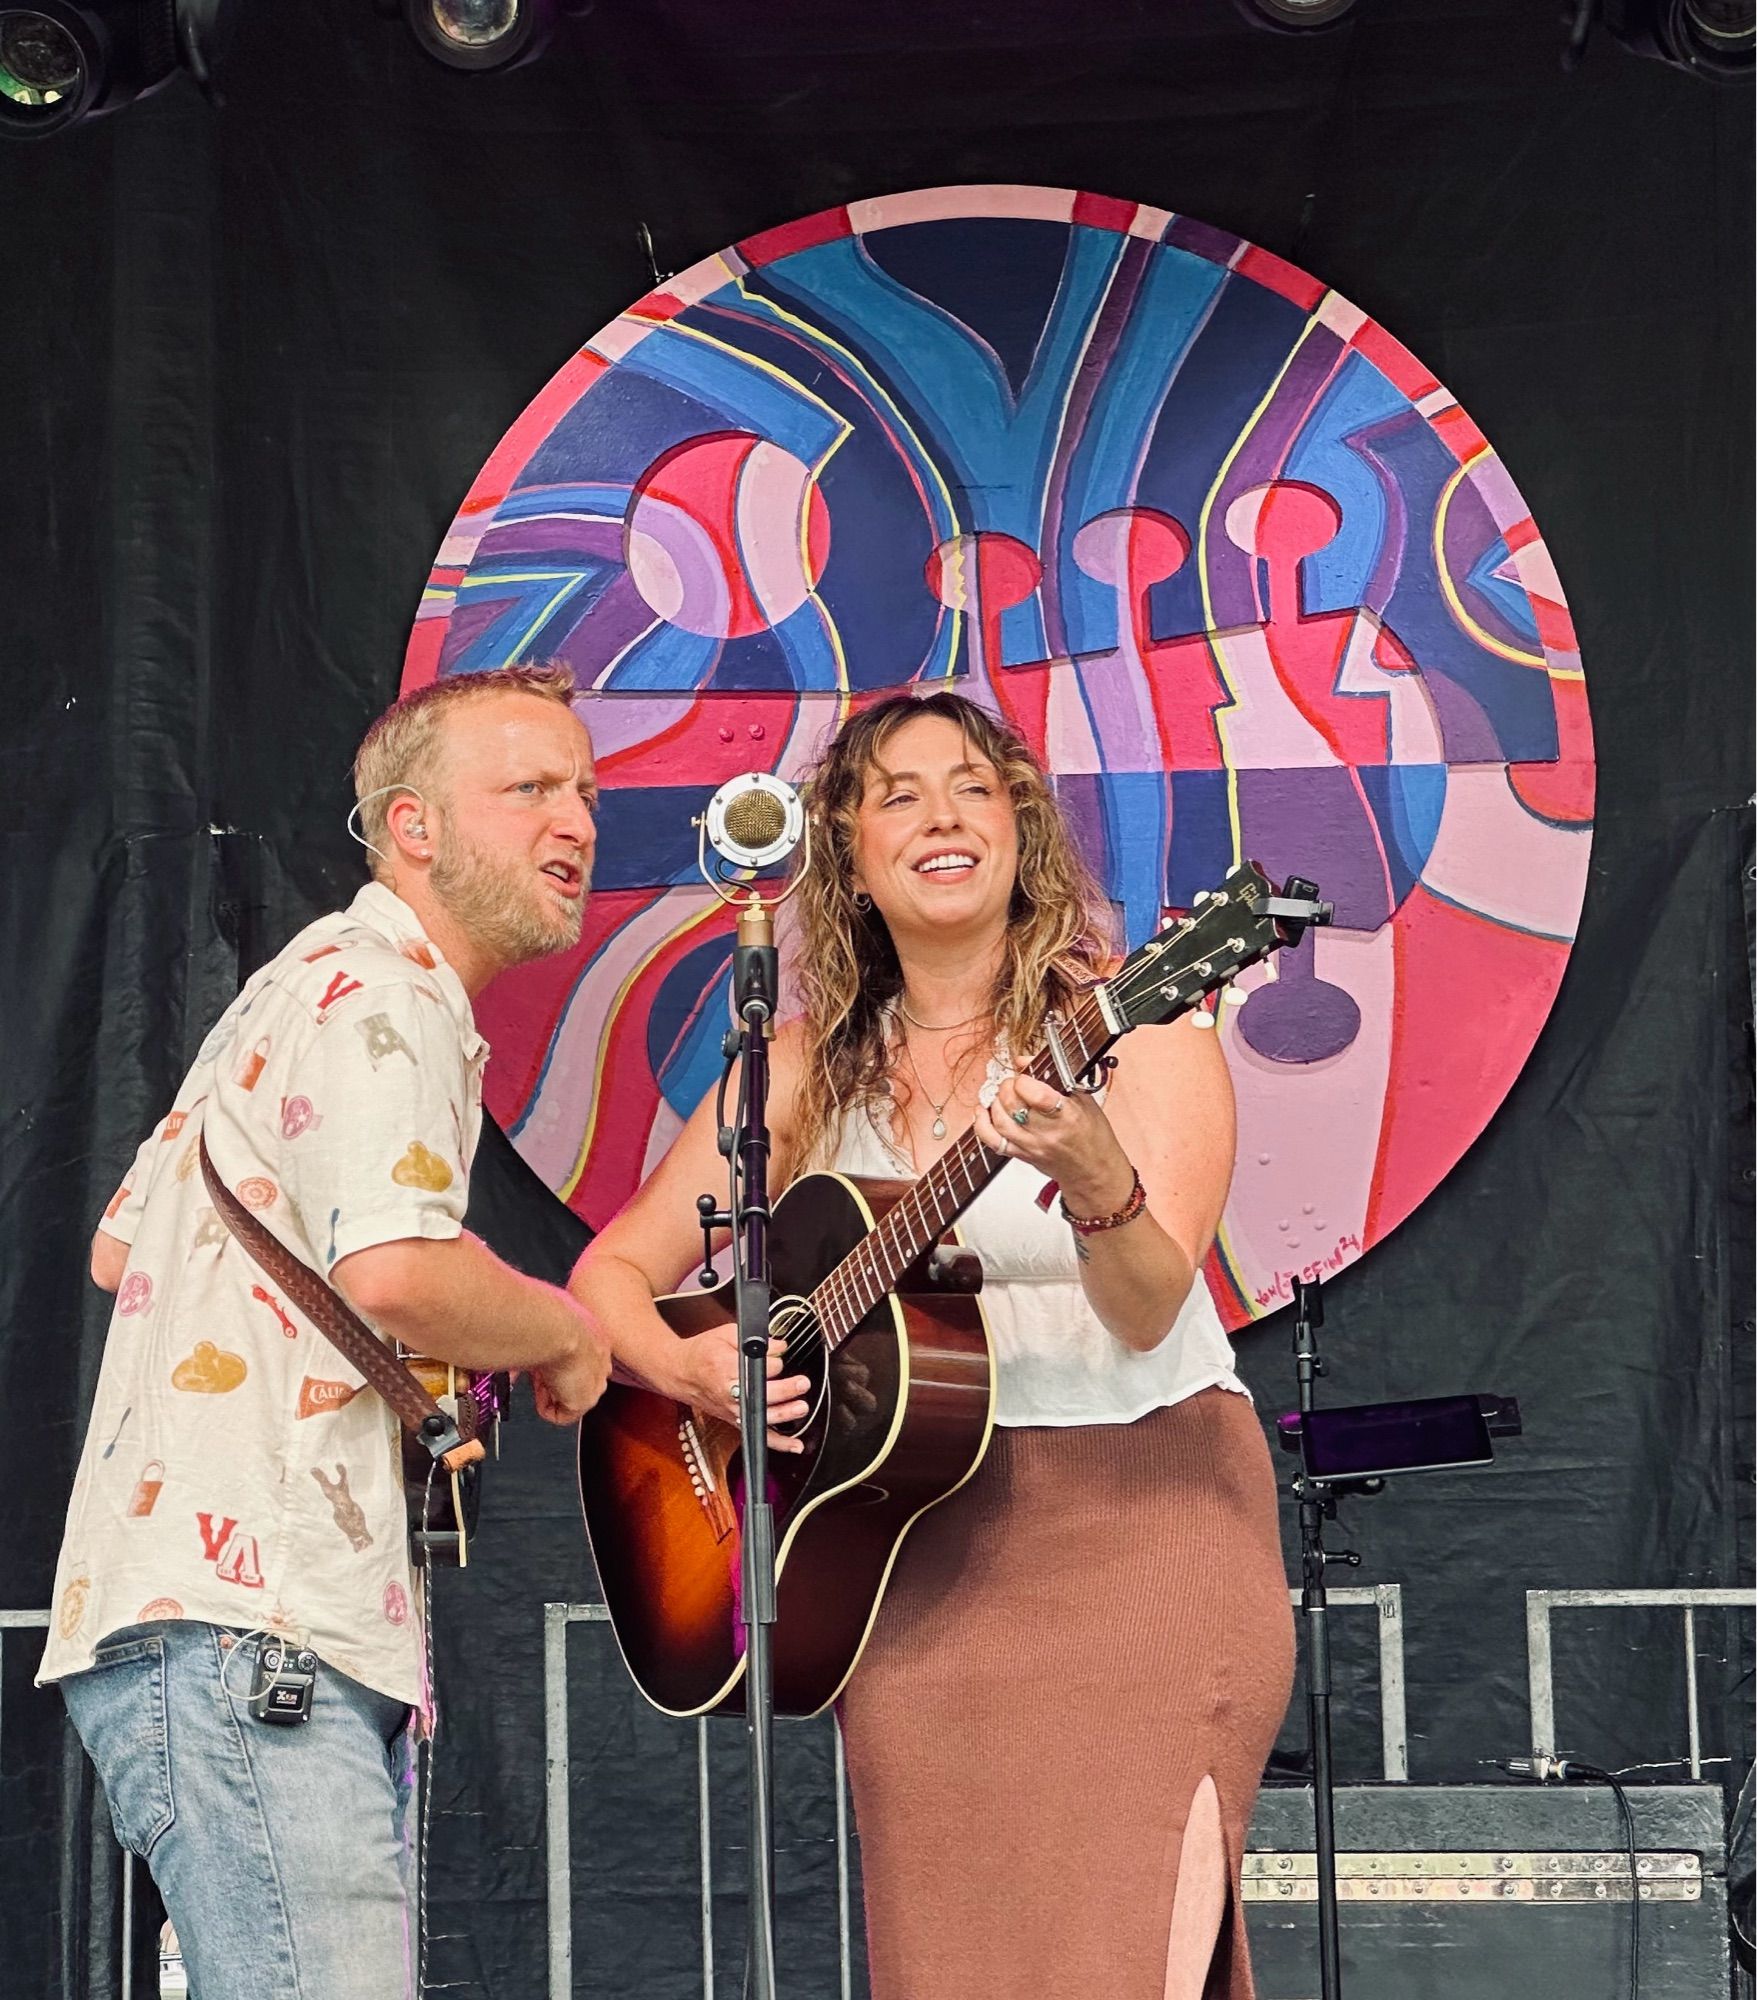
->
xmin=1059 ymin=1168 xmax=1147 ymax=1236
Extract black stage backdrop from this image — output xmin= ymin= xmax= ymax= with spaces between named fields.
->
xmin=1 ymin=3 xmax=1751 ymax=1995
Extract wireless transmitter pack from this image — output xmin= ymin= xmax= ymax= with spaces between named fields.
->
xmin=249 ymin=1642 xmax=319 ymax=1725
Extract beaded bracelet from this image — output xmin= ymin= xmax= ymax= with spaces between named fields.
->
xmin=1059 ymin=1167 xmax=1147 ymax=1236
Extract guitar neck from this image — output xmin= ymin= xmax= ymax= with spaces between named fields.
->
xmin=812 ymin=987 xmax=1121 ymax=1352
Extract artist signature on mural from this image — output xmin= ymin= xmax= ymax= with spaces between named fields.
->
xmin=1252 ymin=1234 xmax=1364 ymax=1311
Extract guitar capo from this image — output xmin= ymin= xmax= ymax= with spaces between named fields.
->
xmin=1032 ymin=1014 xmax=1116 ymax=1215
xmin=1044 ymin=1012 xmax=1115 ymax=1097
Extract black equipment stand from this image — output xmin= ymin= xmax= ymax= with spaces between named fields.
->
xmin=730 ymin=896 xmax=780 ymax=2000
xmin=1282 ymin=1279 xmax=1521 ymax=2000
xmin=1291 ymin=1274 xmax=1361 ymax=2000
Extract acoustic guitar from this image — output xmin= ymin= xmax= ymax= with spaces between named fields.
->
xmin=577 ymin=863 xmax=1326 ymax=1717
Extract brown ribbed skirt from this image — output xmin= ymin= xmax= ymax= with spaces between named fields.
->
xmin=838 ymin=1387 xmax=1294 ymax=2000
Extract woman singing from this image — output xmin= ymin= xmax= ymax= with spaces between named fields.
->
xmin=571 ymin=691 xmax=1293 ymax=1999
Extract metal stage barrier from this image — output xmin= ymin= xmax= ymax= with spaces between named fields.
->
xmin=6 ymin=1585 xmax=1749 ymax=1998
xmin=540 ymin=1586 xmax=1412 ymax=2000
xmin=1526 ymin=1587 xmax=1757 ymax=1781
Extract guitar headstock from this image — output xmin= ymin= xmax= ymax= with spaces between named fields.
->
xmin=1101 ymin=864 xmax=1332 ymax=1033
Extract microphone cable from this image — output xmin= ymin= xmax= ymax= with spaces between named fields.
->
xmin=1497 ymin=1755 xmax=1640 ymax=2000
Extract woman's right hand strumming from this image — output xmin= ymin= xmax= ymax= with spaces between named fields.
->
xmin=669 ymin=1324 xmax=813 ymax=1451
xmin=568 ymin=1027 xmax=812 ymax=1454
xmin=569 ymin=1254 xmax=813 ymax=1454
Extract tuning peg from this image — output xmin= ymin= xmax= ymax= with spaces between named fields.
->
xmin=1220 ymin=984 xmax=1249 ymax=1011
xmin=1192 ymin=1000 xmax=1217 ymax=1029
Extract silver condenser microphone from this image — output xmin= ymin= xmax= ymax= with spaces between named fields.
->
xmin=702 ymin=771 xmax=805 ymax=874
xmin=694 ymin=773 xmax=809 ymax=1025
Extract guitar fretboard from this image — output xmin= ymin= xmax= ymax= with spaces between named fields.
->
xmin=809 ymin=987 xmax=1116 ymax=1351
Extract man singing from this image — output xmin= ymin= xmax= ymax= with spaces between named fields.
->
xmin=38 ymin=663 xmax=608 ymax=2000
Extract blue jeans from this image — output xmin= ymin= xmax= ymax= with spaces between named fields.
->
xmin=60 ymin=1621 xmax=417 ymax=2000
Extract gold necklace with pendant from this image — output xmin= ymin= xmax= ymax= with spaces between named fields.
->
xmin=899 ymin=1031 xmax=975 ymax=1141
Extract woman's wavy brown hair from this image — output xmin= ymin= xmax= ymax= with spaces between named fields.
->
xmin=786 ymin=691 xmax=1116 ymax=1168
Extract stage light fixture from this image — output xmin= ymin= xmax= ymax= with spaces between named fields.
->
xmin=1231 ymin=0 xmax=1358 ymax=31
xmin=1622 ymin=0 xmax=1753 ymax=79
xmin=0 ymin=0 xmax=237 ymax=140
xmin=400 ymin=0 xmax=559 ymax=72
xmin=1575 ymin=0 xmax=1754 ymax=79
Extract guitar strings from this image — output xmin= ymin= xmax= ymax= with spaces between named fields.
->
xmin=794 ymin=999 xmax=1101 ymax=1359
xmin=782 ymin=895 xmax=1254 ymax=1365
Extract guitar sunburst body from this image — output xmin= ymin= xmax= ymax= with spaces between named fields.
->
xmin=578 ymin=1170 xmax=994 ymax=1718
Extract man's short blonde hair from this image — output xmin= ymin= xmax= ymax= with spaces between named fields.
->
xmin=353 ymin=663 xmax=578 ymax=877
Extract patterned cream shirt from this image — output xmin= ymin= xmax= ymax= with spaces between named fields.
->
xmin=39 ymin=884 xmax=487 ymax=1717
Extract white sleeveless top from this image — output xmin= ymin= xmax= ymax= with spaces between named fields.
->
xmin=824 ymin=1061 xmax=1249 ymax=1430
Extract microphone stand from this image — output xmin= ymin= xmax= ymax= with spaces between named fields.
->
xmin=692 ymin=784 xmax=809 ymax=2000
xmin=1291 ymin=1273 xmax=1359 ymax=2000
xmin=731 ymin=893 xmax=780 ymax=2000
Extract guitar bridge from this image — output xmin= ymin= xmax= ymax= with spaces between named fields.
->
xmin=678 ymin=1411 xmax=737 ymax=1544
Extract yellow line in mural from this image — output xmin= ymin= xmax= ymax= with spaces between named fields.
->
xmin=1191 ymin=303 xmax=1330 ymax=1307
xmin=733 ymin=273 xmax=967 ymax=683
xmin=560 ymin=893 xmax=729 ymax=1204
xmin=1199 ymin=307 xmax=1325 ymax=883
xmin=647 ymin=314 xmax=859 ymax=691
xmin=457 ymin=574 xmax=588 ymax=664
xmin=1433 ymin=454 xmax=1547 ymax=669
xmin=653 ymin=314 xmax=851 ymax=433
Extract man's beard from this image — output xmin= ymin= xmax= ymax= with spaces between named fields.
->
xmin=429 ymin=829 xmax=587 ymax=967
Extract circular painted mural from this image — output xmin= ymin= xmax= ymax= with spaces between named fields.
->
xmin=403 ymin=184 xmax=1594 ymax=1328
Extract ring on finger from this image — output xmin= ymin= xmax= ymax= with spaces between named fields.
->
xmin=1011 ymin=1106 xmax=1031 ymax=1129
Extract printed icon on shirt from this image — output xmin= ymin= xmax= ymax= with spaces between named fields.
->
xmin=391 ymin=1141 xmax=453 ymax=1193
xmin=198 ymin=1015 xmax=238 ymax=1066
xmin=196 ymin=1512 xmax=265 ymax=1589
xmin=163 ymin=1110 xmax=188 ymax=1142
xmin=317 ymin=970 xmax=364 ymax=1020
xmin=303 ymin=944 xmax=343 ymax=963
xmin=311 ymin=1463 xmax=374 ymax=1552
xmin=176 ymin=1140 xmax=199 ymax=1183
xmin=137 ymin=1597 xmax=183 ymax=1621
xmin=250 ymin=1284 xmax=298 ymax=1339
xmin=399 ymin=940 xmax=438 ymax=970
xmin=103 ymin=1179 xmax=133 ymax=1221
xmin=383 ymin=1579 xmax=410 ymax=1627
xmin=234 ymin=1037 xmax=271 ymax=1091
xmin=117 ymin=1271 xmax=154 ymax=1318
xmin=192 ymin=1208 xmax=230 ymax=1253
xmin=57 ymin=1571 xmax=91 ymax=1640
xmin=236 ymin=1177 xmax=278 ymax=1210
xmin=127 ymin=1459 xmax=167 ymax=1517
xmin=357 ymin=1014 xmax=416 ymax=1069
xmin=297 ymin=1376 xmax=361 ymax=1419
xmin=280 ymin=1094 xmax=321 ymax=1141
xmin=171 ymin=1342 xmax=248 ymax=1394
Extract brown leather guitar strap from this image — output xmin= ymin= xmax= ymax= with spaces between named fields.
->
xmin=199 ymin=1136 xmax=484 ymax=1472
